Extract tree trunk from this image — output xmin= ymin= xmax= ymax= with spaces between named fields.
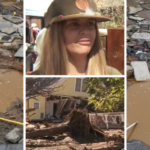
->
xmin=26 ymin=122 xmax=69 ymax=138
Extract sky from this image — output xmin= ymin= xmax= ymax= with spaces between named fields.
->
xmin=25 ymin=0 xmax=53 ymax=16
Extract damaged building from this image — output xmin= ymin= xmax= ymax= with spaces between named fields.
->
xmin=26 ymin=78 xmax=124 ymax=129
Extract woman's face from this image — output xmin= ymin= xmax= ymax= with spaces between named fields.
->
xmin=63 ymin=18 xmax=96 ymax=57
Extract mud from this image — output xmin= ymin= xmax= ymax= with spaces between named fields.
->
xmin=26 ymin=129 xmax=124 ymax=150
xmin=127 ymin=81 xmax=150 ymax=146
xmin=0 ymin=69 xmax=23 ymax=112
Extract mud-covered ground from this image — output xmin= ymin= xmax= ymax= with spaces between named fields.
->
xmin=26 ymin=129 xmax=124 ymax=150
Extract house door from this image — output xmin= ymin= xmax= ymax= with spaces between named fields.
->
xmin=53 ymin=103 xmax=58 ymax=116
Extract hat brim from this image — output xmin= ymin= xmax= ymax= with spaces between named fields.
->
xmin=49 ymin=14 xmax=111 ymax=26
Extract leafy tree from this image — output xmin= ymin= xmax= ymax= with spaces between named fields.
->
xmin=84 ymin=78 xmax=124 ymax=112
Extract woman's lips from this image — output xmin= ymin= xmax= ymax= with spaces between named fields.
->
xmin=78 ymin=38 xmax=91 ymax=45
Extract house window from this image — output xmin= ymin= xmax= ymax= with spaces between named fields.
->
xmin=33 ymin=102 xmax=40 ymax=109
xmin=75 ymin=78 xmax=86 ymax=92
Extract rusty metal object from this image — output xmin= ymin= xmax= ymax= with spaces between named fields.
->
xmin=107 ymin=27 xmax=124 ymax=74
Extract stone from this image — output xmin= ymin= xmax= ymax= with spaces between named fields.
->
xmin=137 ymin=21 xmax=150 ymax=27
xmin=0 ymin=21 xmax=12 ymax=30
xmin=5 ymin=128 xmax=21 ymax=143
xmin=128 ymin=7 xmax=143 ymax=15
xmin=0 ymin=27 xmax=17 ymax=34
xmin=131 ymin=61 xmax=150 ymax=81
xmin=127 ymin=141 xmax=150 ymax=150
xmin=2 ymin=15 xmax=23 ymax=24
xmin=131 ymin=32 xmax=150 ymax=41
xmin=128 ymin=15 xmax=145 ymax=21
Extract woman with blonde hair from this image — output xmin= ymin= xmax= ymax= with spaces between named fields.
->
xmin=32 ymin=0 xmax=122 ymax=75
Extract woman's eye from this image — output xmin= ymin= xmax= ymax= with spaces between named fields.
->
xmin=69 ymin=22 xmax=79 ymax=27
xmin=87 ymin=22 xmax=95 ymax=26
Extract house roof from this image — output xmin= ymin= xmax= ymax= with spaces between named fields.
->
xmin=26 ymin=78 xmax=68 ymax=99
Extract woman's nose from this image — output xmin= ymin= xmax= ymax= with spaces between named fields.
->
xmin=79 ymin=26 xmax=90 ymax=35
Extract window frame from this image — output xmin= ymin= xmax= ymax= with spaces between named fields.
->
xmin=74 ymin=78 xmax=86 ymax=93
xmin=33 ymin=101 xmax=40 ymax=109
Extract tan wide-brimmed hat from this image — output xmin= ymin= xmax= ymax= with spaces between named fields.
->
xmin=44 ymin=0 xmax=111 ymax=28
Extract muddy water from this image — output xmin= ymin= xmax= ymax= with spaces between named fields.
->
xmin=127 ymin=81 xmax=150 ymax=146
xmin=0 ymin=69 xmax=23 ymax=112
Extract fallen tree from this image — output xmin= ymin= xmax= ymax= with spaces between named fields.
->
xmin=26 ymin=109 xmax=105 ymax=140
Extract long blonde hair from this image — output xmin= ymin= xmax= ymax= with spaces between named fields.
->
xmin=37 ymin=21 xmax=109 ymax=75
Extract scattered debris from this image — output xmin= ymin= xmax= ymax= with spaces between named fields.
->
xmin=26 ymin=109 xmax=124 ymax=149
xmin=3 ymin=15 xmax=23 ymax=24
xmin=127 ymin=0 xmax=150 ymax=81
xmin=5 ymin=128 xmax=22 ymax=144
xmin=128 ymin=15 xmax=145 ymax=21
xmin=131 ymin=32 xmax=150 ymax=41
xmin=128 ymin=7 xmax=143 ymax=15
xmin=131 ymin=61 xmax=150 ymax=81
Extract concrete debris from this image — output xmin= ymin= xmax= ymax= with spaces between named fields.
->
xmin=5 ymin=128 xmax=22 ymax=143
xmin=131 ymin=32 xmax=150 ymax=41
xmin=131 ymin=61 xmax=150 ymax=81
xmin=0 ymin=21 xmax=12 ymax=29
xmin=137 ymin=21 xmax=150 ymax=27
xmin=128 ymin=7 xmax=143 ymax=15
xmin=14 ymin=45 xmax=23 ymax=57
xmin=0 ymin=27 xmax=17 ymax=34
xmin=128 ymin=15 xmax=145 ymax=21
xmin=2 ymin=15 xmax=23 ymax=24
xmin=0 ymin=1 xmax=23 ymax=70
xmin=127 ymin=0 xmax=150 ymax=82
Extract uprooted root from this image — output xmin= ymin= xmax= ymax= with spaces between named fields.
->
xmin=68 ymin=109 xmax=105 ymax=140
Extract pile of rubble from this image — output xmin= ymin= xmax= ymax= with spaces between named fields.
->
xmin=127 ymin=1 xmax=150 ymax=81
xmin=26 ymin=109 xmax=124 ymax=150
xmin=0 ymin=1 xmax=23 ymax=71
xmin=0 ymin=97 xmax=23 ymax=149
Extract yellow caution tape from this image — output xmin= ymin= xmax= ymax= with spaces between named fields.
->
xmin=0 ymin=117 xmax=23 ymax=125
